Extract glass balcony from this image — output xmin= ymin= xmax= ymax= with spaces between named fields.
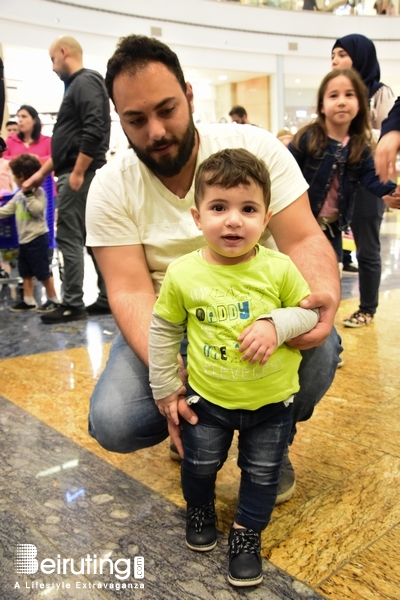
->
xmin=213 ymin=0 xmax=398 ymax=15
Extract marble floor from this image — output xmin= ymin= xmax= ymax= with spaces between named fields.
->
xmin=0 ymin=212 xmax=399 ymax=599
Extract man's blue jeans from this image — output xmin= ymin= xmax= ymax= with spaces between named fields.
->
xmin=88 ymin=328 xmax=342 ymax=453
xmin=181 ymin=396 xmax=294 ymax=532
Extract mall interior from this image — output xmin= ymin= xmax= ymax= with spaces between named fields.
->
xmin=0 ymin=0 xmax=400 ymax=598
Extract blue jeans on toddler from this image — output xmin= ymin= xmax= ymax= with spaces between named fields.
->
xmin=181 ymin=396 xmax=294 ymax=532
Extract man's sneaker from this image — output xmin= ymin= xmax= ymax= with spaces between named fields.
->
xmin=186 ymin=501 xmax=217 ymax=552
xmin=0 ymin=267 xmax=10 ymax=279
xmin=276 ymin=450 xmax=296 ymax=505
xmin=169 ymin=441 xmax=181 ymax=461
xmin=228 ymin=526 xmax=263 ymax=587
xmin=10 ymin=301 xmax=36 ymax=313
xmin=35 ymin=300 xmax=59 ymax=313
xmin=40 ymin=304 xmax=88 ymax=324
xmin=342 ymin=310 xmax=373 ymax=328
xmin=86 ymin=301 xmax=111 ymax=315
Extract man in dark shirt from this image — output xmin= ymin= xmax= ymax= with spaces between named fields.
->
xmin=24 ymin=36 xmax=111 ymax=323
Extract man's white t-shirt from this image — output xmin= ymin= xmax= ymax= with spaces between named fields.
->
xmin=86 ymin=123 xmax=308 ymax=295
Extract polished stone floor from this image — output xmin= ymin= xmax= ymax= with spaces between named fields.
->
xmin=0 ymin=212 xmax=399 ymax=599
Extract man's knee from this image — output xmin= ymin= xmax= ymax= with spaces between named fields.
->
xmin=294 ymin=328 xmax=342 ymax=424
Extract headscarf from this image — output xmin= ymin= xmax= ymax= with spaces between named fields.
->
xmin=332 ymin=34 xmax=383 ymax=99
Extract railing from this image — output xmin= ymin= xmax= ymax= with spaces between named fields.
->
xmin=212 ymin=0 xmax=398 ymax=15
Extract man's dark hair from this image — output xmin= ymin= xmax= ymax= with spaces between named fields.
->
xmin=9 ymin=153 xmax=42 ymax=181
xmin=194 ymin=148 xmax=271 ymax=209
xmin=105 ymin=35 xmax=186 ymax=102
xmin=6 ymin=120 xmax=17 ymax=128
xmin=229 ymin=105 xmax=247 ymax=118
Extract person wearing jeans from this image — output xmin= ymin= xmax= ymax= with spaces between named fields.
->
xmin=331 ymin=34 xmax=396 ymax=327
xmin=89 ymin=327 xmax=341 ymax=453
xmin=86 ymin=35 xmax=342 ymax=526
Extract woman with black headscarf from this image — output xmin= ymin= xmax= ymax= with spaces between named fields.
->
xmin=331 ymin=34 xmax=395 ymax=328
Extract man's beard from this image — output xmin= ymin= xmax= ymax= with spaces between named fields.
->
xmin=126 ymin=113 xmax=196 ymax=178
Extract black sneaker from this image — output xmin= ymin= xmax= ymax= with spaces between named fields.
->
xmin=10 ymin=301 xmax=36 ymax=312
xmin=35 ymin=300 xmax=59 ymax=313
xmin=343 ymin=262 xmax=359 ymax=273
xmin=276 ymin=450 xmax=296 ymax=505
xmin=228 ymin=526 xmax=263 ymax=587
xmin=40 ymin=304 xmax=88 ymax=324
xmin=186 ymin=501 xmax=217 ymax=552
xmin=86 ymin=301 xmax=111 ymax=315
xmin=0 ymin=267 xmax=10 ymax=279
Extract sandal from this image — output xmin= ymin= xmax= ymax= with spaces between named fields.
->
xmin=342 ymin=310 xmax=373 ymax=328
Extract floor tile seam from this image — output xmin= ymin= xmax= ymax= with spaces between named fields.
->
xmin=264 ymin=558 xmax=325 ymax=599
xmin=0 ymin=401 xmax=327 ymax=596
xmin=0 ymin=390 xmax=190 ymax=517
xmin=303 ymin=421 xmax=397 ymax=448
xmin=0 ymin=342 xmax=112 ymax=364
xmin=267 ymin=452 xmax=390 ymax=531
xmin=313 ymin=521 xmax=400 ymax=590
xmin=266 ymin=558 xmax=326 ymax=599
xmin=269 ymin=512 xmax=400 ymax=595
xmin=0 ymin=394 xmax=179 ymax=514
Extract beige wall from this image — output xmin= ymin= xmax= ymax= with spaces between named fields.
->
xmin=234 ymin=76 xmax=270 ymax=130
xmin=215 ymin=83 xmax=235 ymax=123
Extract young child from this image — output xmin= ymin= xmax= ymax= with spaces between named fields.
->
xmin=0 ymin=154 xmax=59 ymax=312
xmin=148 ymin=148 xmax=319 ymax=588
xmin=288 ymin=68 xmax=396 ymax=273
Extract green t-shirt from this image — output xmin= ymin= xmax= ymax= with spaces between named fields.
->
xmin=153 ymin=245 xmax=312 ymax=410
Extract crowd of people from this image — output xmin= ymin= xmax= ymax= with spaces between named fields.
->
xmin=1 ymin=31 xmax=400 ymax=587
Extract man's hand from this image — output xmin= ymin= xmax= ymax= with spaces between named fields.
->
xmin=69 ymin=170 xmax=85 ymax=191
xmin=286 ymin=291 xmax=335 ymax=350
xmin=21 ymin=170 xmax=46 ymax=193
xmin=155 ymin=385 xmax=186 ymax=426
xmin=383 ymin=186 xmax=400 ymax=209
xmin=375 ymin=131 xmax=400 ymax=183
xmin=165 ymin=396 xmax=199 ymax=460
xmin=237 ymin=320 xmax=277 ymax=365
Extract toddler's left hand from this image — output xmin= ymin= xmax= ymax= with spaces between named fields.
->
xmin=237 ymin=320 xmax=277 ymax=365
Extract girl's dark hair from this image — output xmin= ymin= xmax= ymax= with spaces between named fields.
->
xmin=292 ymin=69 xmax=372 ymax=164
xmin=9 ymin=153 xmax=42 ymax=180
xmin=194 ymin=148 xmax=271 ymax=209
xmin=105 ymin=35 xmax=186 ymax=102
xmin=17 ymin=105 xmax=42 ymax=142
